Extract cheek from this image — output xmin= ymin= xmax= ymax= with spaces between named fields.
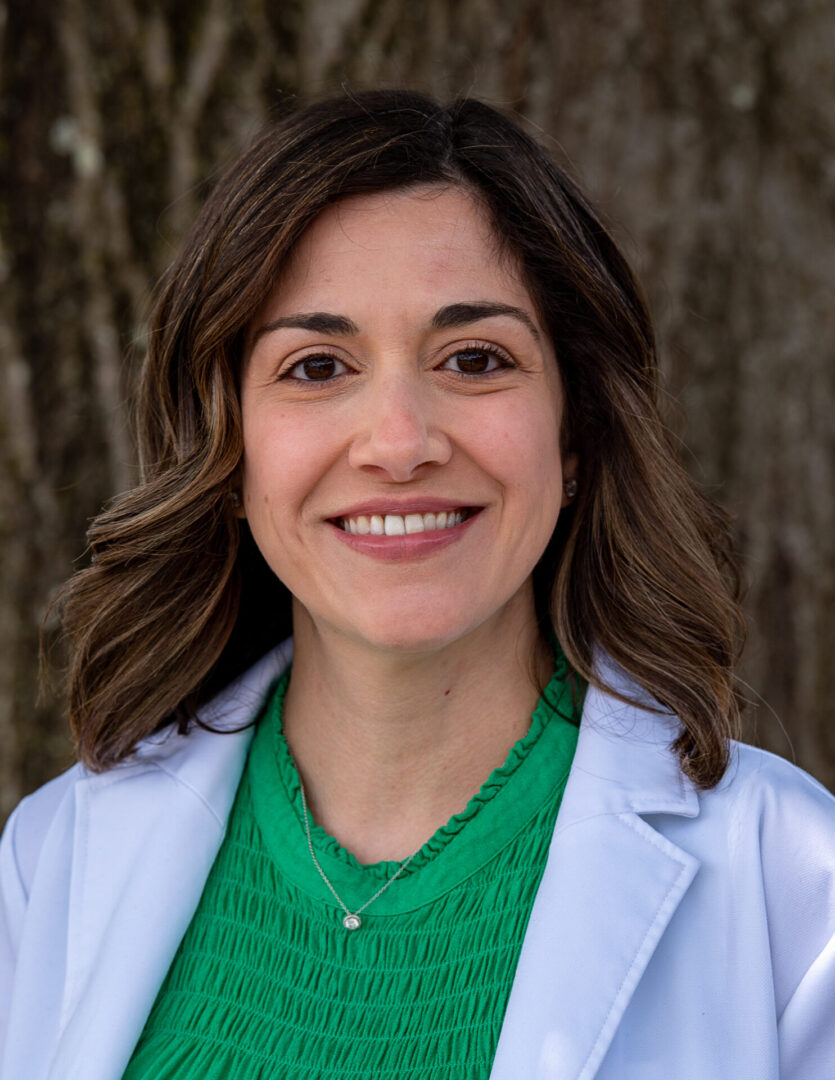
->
xmin=241 ymin=411 xmax=330 ymax=519
xmin=478 ymin=404 xmax=563 ymax=496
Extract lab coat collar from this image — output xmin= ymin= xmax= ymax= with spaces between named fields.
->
xmin=560 ymin=656 xmax=701 ymax=822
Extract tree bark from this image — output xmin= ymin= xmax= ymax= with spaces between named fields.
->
xmin=1 ymin=0 xmax=832 ymax=820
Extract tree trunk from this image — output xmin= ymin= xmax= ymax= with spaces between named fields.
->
xmin=1 ymin=0 xmax=833 ymax=820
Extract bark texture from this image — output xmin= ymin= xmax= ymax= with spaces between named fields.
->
xmin=1 ymin=0 xmax=833 ymax=818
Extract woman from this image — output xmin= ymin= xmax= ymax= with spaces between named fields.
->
xmin=1 ymin=90 xmax=833 ymax=1080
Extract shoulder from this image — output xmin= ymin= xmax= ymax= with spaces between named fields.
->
xmin=1 ymin=640 xmax=292 ymax=904
xmin=694 ymin=742 xmax=835 ymax=1017
xmin=716 ymin=740 xmax=835 ymax=848
xmin=0 ymin=767 xmax=80 ymax=922
xmin=716 ymin=741 xmax=835 ymax=905
xmin=672 ymin=739 xmax=835 ymax=900
xmin=0 ymin=759 xmax=162 ymax=911
xmin=583 ymin=665 xmax=835 ymax=1012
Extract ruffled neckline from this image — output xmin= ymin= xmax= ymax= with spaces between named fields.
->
xmin=247 ymin=649 xmax=581 ymax=914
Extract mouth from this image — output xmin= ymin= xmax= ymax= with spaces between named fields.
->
xmin=333 ymin=507 xmax=478 ymax=536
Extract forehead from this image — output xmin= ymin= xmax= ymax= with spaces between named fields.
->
xmin=270 ymin=184 xmax=533 ymax=318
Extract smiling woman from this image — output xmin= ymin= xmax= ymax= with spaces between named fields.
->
xmin=1 ymin=90 xmax=834 ymax=1080
xmin=239 ymin=187 xmax=568 ymax=686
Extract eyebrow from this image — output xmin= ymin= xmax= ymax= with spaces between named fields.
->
xmin=431 ymin=302 xmax=539 ymax=340
xmin=252 ymin=312 xmax=359 ymax=342
xmin=252 ymin=302 xmax=540 ymax=345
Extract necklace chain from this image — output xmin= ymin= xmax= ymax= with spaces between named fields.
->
xmin=299 ymin=781 xmax=417 ymax=931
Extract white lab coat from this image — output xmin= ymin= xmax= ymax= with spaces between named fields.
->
xmin=1 ymin=640 xmax=834 ymax=1080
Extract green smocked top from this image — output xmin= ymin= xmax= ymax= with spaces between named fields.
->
xmin=124 ymin=655 xmax=582 ymax=1079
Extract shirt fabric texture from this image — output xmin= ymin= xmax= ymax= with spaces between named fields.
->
xmin=1 ymin=639 xmax=835 ymax=1079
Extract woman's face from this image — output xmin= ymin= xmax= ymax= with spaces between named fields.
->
xmin=240 ymin=185 xmax=574 ymax=656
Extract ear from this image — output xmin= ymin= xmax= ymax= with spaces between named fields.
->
xmin=560 ymin=452 xmax=579 ymax=509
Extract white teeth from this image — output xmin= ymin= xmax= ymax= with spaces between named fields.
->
xmin=341 ymin=509 xmax=469 ymax=534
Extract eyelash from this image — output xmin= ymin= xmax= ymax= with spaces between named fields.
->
xmin=278 ymin=341 xmax=516 ymax=383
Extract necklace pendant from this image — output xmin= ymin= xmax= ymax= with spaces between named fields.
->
xmin=342 ymin=913 xmax=362 ymax=931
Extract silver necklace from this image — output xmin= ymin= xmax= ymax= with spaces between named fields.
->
xmin=299 ymin=781 xmax=417 ymax=931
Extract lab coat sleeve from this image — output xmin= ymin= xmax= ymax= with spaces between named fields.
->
xmin=778 ymin=930 xmax=835 ymax=1077
xmin=0 ymin=805 xmax=27 ymax=1060
xmin=0 ymin=767 xmax=80 ymax=1063
xmin=751 ymin=754 xmax=835 ymax=1079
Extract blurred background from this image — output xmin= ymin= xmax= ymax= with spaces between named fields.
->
xmin=1 ymin=0 xmax=833 ymax=821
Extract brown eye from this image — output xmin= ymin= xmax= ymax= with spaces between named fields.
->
xmin=284 ymin=355 xmax=348 ymax=381
xmin=440 ymin=347 xmax=511 ymax=375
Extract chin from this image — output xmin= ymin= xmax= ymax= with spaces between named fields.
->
xmin=356 ymin=625 xmax=469 ymax=657
xmin=340 ymin=605 xmax=495 ymax=658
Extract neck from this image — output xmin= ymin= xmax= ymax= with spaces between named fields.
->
xmin=282 ymin=595 xmax=552 ymax=863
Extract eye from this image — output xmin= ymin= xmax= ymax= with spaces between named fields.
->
xmin=438 ymin=344 xmax=515 ymax=375
xmin=281 ymin=354 xmax=350 ymax=381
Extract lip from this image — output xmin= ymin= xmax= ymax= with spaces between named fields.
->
xmin=328 ymin=507 xmax=482 ymax=561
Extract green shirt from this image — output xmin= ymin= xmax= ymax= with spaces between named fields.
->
xmin=124 ymin=656 xmax=581 ymax=1079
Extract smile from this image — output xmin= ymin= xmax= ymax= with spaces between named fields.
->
xmin=328 ymin=505 xmax=482 ymax=561
xmin=338 ymin=509 xmax=472 ymax=535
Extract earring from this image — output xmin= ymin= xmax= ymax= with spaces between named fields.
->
xmin=229 ymin=491 xmax=241 ymax=508
xmin=564 ymin=478 xmax=578 ymax=500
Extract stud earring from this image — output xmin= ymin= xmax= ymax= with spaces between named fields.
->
xmin=564 ymin=478 xmax=578 ymax=500
xmin=229 ymin=492 xmax=241 ymax=508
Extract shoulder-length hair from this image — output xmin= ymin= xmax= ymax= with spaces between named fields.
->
xmin=56 ymin=88 xmax=745 ymax=786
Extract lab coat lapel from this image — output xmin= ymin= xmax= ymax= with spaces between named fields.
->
xmin=45 ymin=645 xmax=290 ymax=1080
xmin=490 ymin=674 xmax=701 ymax=1080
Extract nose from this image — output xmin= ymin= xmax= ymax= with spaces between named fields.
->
xmin=347 ymin=374 xmax=452 ymax=481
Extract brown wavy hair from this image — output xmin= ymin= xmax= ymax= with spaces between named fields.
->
xmin=54 ymin=88 xmax=745 ymax=785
